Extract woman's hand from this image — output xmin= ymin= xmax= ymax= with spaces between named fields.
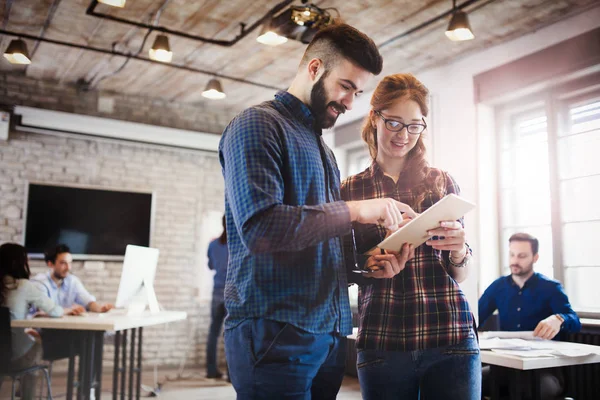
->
xmin=425 ymin=220 xmax=467 ymax=259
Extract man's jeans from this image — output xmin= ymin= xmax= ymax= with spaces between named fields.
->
xmin=357 ymin=332 xmax=481 ymax=400
xmin=224 ymin=318 xmax=346 ymax=400
xmin=206 ymin=292 xmax=226 ymax=376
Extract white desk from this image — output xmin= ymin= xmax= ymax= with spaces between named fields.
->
xmin=481 ymin=340 xmax=600 ymax=400
xmin=11 ymin=311 xmax=187 ymax=400
xmin=11 ymin=310 xmax=187 ymax=331
xmin=481 ymin=340 xmax=600 ymax=370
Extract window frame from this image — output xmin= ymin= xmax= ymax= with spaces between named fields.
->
xmin=495 ymin=73 xmax=600 ymax=318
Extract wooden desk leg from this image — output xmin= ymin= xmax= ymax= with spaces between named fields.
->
xmin=490 ymin=365 xmax=501 ymax=400
xmin=112 ymin=331 xmax=121 ymax=400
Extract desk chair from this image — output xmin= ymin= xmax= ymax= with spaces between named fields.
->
xmin=0 ymin=307 xmax=53 ymax=400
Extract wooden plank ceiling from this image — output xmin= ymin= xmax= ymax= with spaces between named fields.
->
xmin=1 ymin=0 xmax=599 ymax=126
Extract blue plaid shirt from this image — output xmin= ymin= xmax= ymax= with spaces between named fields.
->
xmin=219 ymin=91 xmax=353 ymax=335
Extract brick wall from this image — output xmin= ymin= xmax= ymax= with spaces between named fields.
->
xmin=0 ymin=128 xmax=226 ymax=372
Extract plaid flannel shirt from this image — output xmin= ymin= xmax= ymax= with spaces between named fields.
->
xmin=341 ymin=161 xmax=474 ymax=351
xmin=219 ymin=91 xmax=353 ymax=335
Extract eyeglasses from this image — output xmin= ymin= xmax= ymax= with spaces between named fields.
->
xmin=375 ymin=110 xmax=427 ymax=135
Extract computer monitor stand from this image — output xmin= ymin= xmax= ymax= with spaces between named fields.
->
xmin=126 ymin=277 xmax=160 ymax=315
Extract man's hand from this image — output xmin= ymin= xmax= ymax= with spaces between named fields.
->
xmin=347 ymin=198 xmax=417 ymax=231
xmin=88 ymin=301 xmax=115 ymax=313
xmin=64 ymin=305 xmax=86 ymax=316
xmin=364 ymin=243 xmax=415 ymax=279
xmin=99 ymin=303 xmax=115 ymax=313
xmin=533 ymin=315 xmax=562 ymax=340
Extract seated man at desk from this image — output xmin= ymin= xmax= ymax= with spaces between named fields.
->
xmin=32 ymin=244 xmax=114 ymax=314
xmin=479 ymin=232 xmax=581 ymax=399
xmin=30 ymin=244 xmax=114 ymax=361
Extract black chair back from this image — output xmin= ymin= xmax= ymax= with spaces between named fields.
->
xmin=0 ymin=306 xmax=13 ymax=366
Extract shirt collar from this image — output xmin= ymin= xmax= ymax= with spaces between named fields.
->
xmin=46 ymin=270 xmax=69 ymax=290
xmin=274 ymin=91 xmax=319 ymax=133
xmin=507 ymin=272 xmax=539 ymax=288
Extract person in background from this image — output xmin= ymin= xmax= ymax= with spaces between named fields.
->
xmin=479 ymin=232 xmax=581 ymax=399
xmin=206 ymin=215 xmax=228 ymax=379
xmin=0 ymin=242 xmax=81 ymax=400
xmin=341 ymin=73 xmax=480 ymax=400
xmin=32 ymin=244 xmax=114 ymax=313
xmin=220 ymin=23 xmax=416 ymax=399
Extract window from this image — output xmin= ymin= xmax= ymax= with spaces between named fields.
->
xmin=498 ymin=88 xmax=600 ymax=315
xmin=560 ymin=97 xmax=600 ymax=314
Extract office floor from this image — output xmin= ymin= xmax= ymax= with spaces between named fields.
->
xmin=0 ymin=368 xmax=362 ymax=399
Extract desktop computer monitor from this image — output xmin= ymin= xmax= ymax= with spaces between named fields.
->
xmin=115 ymin=245 xmax=160 ymax=314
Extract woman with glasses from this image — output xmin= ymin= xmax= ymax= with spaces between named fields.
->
xmin=341 ymin=73 xmax=480 ymax=400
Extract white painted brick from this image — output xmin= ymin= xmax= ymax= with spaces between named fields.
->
xmin=0 ymin=129 xmax=222 ymax=369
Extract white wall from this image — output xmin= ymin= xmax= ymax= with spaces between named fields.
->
xmin=331 ymin=6 xmax=600 ymax=320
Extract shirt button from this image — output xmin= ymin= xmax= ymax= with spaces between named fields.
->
xmin=517 ymin=307 xmax=521 ymax=312
xmin=517 ymin=324 xmax=521 ymax=328
xmin=518 ymin=291 xmax=522 ymax=295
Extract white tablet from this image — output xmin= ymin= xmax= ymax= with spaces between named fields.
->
xmin=377 ymin=194 xmax=476 ymax=252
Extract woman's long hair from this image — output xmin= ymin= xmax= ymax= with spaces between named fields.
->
xmin=0 ymin=243 xmax=31 ymax=305
xmin=218 ymin=215 xmax=227 ymax=245
xmin=361 ymin=73 xmax=445 ymax=209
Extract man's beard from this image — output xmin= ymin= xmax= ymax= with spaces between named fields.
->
xmin=310 ymin=71 xmax=345 ymax=130
xmin=53 ymin=271 xmax=66 ymax=280
xmin=511 ymin=262 xmax=533 ymax=276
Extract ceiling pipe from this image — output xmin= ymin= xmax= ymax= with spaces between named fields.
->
xmin=85 ymin=0 xmax=294 ymax=47
xmin=377 ymin=0 xmax=494 ymax=48
xmin=0 ymin=28 xmax=283 ymax=91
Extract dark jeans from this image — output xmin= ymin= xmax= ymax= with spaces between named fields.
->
xmin=206 ymin=292 xmax=226 ymax=376
xmin=357 ymin=332 xmax=482 ymax=400
xmin=224 ymin=318 xmax=347 ymax=400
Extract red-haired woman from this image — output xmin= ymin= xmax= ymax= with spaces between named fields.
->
xmin=341 ymin=73 xmax=480 ymax=400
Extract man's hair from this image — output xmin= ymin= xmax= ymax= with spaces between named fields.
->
xmin=509 ymin=233 xmax=539 ymax=255
xmin=300 ymin=23 xmax=383 ymax=75
xmin=44 ymin=244 xmax=71 ymax=264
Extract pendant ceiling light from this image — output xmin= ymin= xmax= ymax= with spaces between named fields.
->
xmin=149 ymin=34 xmax=173 ymax=63
xmin=445 ymin=0 xmax=474 ymax=41
xmin=256 ymin=17 xmax=288 ymax=46
xmin=202 ymin=79 xmax=226 ymax=100
xmin=3 ymin=39 xmax=32 ymax=65
xmin=98 ymin=0 xmax=126 ymax=7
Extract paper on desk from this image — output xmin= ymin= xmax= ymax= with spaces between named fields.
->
xmin=479 ymin=338 xmax=554 ymax=350
xmin=492 ymin=347 xmax=600 ymax=358
xmin=480 ymin=331 xmax=538 ymax=340
xmin=491 ymin=349 xmax=556 ymax=358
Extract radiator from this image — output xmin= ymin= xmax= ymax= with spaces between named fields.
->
xmin=564 ymin=329 xmax=600 ymax=400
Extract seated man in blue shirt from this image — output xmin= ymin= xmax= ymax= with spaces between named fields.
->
xmin=479 ymin=232 xmax=581 ymax=399
xmin=30 ymin=244 xmax=115 ymax=361
xmin=32 ymin=244 xmax=114 ymax=314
